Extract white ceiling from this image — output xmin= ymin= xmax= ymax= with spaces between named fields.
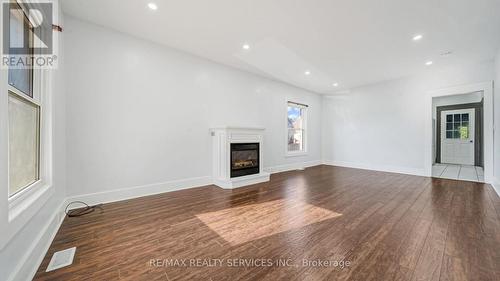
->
xmin=61 ymin=0 xmax=500 ymax=94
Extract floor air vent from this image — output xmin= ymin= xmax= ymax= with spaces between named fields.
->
xmin=46 ymin=247 xmax=76 ymax=272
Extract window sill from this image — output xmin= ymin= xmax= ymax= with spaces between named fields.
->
xmin=8 ymin=181 xmax=53 ymax=222
xmin=0 ymin=182 xmax=54 ymax=251
xmin=285 ymin=151 xmax=308 ymax=158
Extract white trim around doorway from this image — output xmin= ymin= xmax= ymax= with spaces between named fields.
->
xmin=424 ymin=81 xmax=494 ymax=183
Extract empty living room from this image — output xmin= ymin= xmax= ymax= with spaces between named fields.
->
xmin=1 ymin=0 xmax=500 ymax=280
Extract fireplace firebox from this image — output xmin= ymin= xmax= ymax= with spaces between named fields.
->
xmin=230 ymin=143 xmax=260 ymax=178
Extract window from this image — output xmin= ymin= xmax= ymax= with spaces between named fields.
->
xmin=7 ymin=4 xmax=40 ymax=197
xmin=445 ymin=113 xmax=469 ymax=139
xmin=8 ymin=93 xmax=40 ymax=196
xmin=287 ymin=101 xmax=307 ymax=154
xmin=8 ymin=2 xmax=34 ymax=97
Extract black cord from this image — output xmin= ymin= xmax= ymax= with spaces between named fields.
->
xmin=65 ymin=201 xmax=103 ymax=217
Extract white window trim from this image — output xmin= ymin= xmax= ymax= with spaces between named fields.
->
xmin=7 ymin=67 xmax=53 ymax=219
xmin=0 ymin=2 xmax=54 ymax=250
xmin=285 ymin=101 xmax=308 ymax=157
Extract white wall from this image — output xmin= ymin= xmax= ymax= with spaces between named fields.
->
xmin=494 ymin=49 xmax=500 ymax=186
xmin=432 ymin=91 xmax=483 ymax=119
xmin=322 ymin=61 xmax=494 ymax=176
xmin=64 ymin=17 xmax=322 ymax=200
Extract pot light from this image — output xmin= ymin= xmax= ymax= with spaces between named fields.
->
xmin=242 ymin=44 xmax=250 ymax=50
xmin=147 ymin=3 xmax=158 ymax=10
xmin=304 ymin=70 xmax=311 ymax=75
xmin=425 ymin=61 xmax=433 ymax=66
xmin=440 ymin=51 xmax=453 ymax=57
xmin=412 ymin=34 xmax=423 ymax=41
xmin=333 ymin=83 xmax=339 ymax=87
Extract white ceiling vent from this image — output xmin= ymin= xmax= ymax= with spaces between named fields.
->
xmin=46 ymin=247 xmax=76 ymax=272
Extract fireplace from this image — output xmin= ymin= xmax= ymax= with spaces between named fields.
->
xmin=211 ymin=127 xmax=269 ymax=189
xmin=231 ymin=143 xmax=260 ymax=178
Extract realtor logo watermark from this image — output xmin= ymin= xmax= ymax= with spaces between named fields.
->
xmin=2 ymin=1 xmax=57 ymax=69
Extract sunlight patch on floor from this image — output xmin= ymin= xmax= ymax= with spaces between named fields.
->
xmin=196 ymin=199 xmax=342 ymax=246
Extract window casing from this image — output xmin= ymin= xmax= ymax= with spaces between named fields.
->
xmin=287 ymin=101 xmax=307 ymax=156
xmin=0 ymin=0 xmax=55 ymax=251
xmin=6 ymin=3 xmax=44 ymax=200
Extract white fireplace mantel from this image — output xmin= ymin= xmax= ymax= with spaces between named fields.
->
xmin=210 ymin=127 xmax=270 ymax=189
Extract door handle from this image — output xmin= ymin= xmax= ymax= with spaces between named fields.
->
xmin=469 ymin=140 xmax=473 ymax=143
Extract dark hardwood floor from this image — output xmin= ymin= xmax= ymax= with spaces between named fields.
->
xmin=34 ymin=165 xmax=500 ymax=281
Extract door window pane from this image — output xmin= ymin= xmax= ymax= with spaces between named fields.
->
xmin=459 ymin=126 xmax=468 ymax=139
xmin=444 ymin=111 xmax=472 ymax=139
xmin=8 ymin=93 xmax=40 ymax=196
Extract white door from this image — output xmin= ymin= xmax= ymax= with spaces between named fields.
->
xmin=441 ymin=109 xmax=475 ymax=165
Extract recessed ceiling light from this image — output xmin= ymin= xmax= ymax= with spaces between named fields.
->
xmin=440 ymin=51 xmax=453 ymax=56
xmin=242 ymin=44 xmax=250 ymax=50
xmin=412 ymin=34 xmax=423 ymax=41
xmin=147 ymin=3 xmax=158 ymax=10
xmin=425 ymin=61 xmax=433 ymax=66
xmin=333 ymin=83 xmax=339 ymax=87
xmin=304 ymin=70 xmax=311 ymax=75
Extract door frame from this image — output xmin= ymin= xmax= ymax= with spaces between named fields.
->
xmin=425 ymin=81 xmax=493 ymax=183
xmin=436 ymin=102 xmax=483 ymax=166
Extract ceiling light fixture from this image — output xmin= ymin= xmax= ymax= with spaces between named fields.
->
xmin=425 ymin=61 xmax=433 ymax=66
xmin=440 ymin=51 xmax=453 ymax=56
xmin=412 ymin=34 xmax=423 ymax=41
xmin=304 ymin=70 xmax=311 ymax=75
xmin=242 ymin=44 xmax=250 ymax=50
xmin=147 ymin=3 xmax=158 ymax=10
xmin=333 ymin=83 xmax=339 ymax=87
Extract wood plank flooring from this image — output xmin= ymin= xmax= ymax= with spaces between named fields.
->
xmin=34 ymin=165 xmax=500 ymax=281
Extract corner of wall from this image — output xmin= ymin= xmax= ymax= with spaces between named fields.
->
xmin=491 ymin=177 xmax=500 ymax=198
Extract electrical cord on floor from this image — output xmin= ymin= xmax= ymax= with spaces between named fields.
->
xmin=65 ymin=201 xmax=103 ymax=217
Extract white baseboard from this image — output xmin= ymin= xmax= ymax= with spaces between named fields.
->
xmin=264 ymin=160 xmax=322 ymax=174
xmin=66 ymin=160 xmax=324 ymax=208
xmin=491 ymin=177 xmax=500 ymax=198
xmin=65 ymin=160 xmax=326 ymax=209
xmin=64 ymin=176 xmax=213 ymax=209
xmin=9 ymin=201 xmax=66 ymax=281
xmin=322 ymin=159 xmax=427 ymax=177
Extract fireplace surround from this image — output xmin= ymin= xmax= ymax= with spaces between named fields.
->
xmin=210 ymin=127 xmax=270 ymax=189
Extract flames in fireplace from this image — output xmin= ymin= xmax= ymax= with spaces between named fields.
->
xmin=233 ymin=159 xmax=257 ymax=169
